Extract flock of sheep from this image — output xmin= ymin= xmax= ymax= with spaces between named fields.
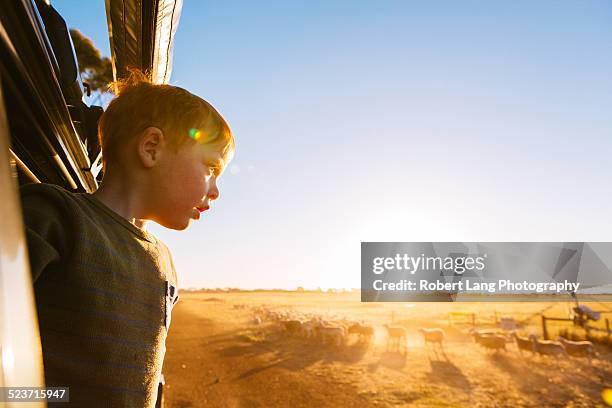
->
xmin=468 ymin=329 xmax=596 ymax=362
xmin=245 ymin=305 xmax=598 ymax=363
xmin=251 ymin=305 xmax=375 ymax=347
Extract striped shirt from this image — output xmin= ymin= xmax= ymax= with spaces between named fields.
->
xmin=20 ymin=183 xmax=179 ymax=407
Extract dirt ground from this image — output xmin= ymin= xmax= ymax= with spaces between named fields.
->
xmin=162 ymin=292 xmax=612 ymax=407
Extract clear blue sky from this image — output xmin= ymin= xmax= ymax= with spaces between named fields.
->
xmin=54 ymin=0 xmax=612 ymax=289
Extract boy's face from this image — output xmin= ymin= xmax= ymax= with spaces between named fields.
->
xmin=150 ymin=139 xmax=223 ymax=230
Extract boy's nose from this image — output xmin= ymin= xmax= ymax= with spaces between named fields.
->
xmin=207 ymin=177 xmax=219 ymax=201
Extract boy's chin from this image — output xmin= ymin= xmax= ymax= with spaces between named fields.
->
xmin=158 ymin=216 xmax=192 ymax=231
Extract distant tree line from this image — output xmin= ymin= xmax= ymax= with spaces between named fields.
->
xmin=69 ymin=28 xmax=113 ymax=93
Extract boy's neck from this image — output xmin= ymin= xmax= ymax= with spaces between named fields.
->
xmin=92 ymin=177 xmax=149 ymax=229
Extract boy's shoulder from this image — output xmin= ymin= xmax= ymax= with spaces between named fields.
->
xmin=20 ymin=182 xmax=77 ymax=204
xmin=19 ymin=183 xmax=83 ymax=218
xmin=20 ymin=183 xmax=171 ymax=253
xmin=19 ymin=183 xmax=95 ymax=227
xmin=19 ymin=184 xmax=83 ymax=281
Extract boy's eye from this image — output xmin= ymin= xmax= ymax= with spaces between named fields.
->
xmin=207 ymin=164 xmax=221 ymax=176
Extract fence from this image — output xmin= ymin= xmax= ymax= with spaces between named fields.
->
xmin=541 ymin=315 xmax=612 ymax=340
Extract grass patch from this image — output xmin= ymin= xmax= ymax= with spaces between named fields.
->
xmin=200 ymin=297 xmax=225 ymax=302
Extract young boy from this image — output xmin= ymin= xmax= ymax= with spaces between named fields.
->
xmin=20 ymin=70 xmax=234 ymax=407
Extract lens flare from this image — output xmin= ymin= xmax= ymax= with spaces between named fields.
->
xmin=190 ymin=128 xmax=201 ymax=140
xmin=188 ymin=127 xmax=205 ymax=142
xmin=603 ymin=388 xmax=612 ymax=406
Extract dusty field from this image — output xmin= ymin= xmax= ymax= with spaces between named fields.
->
xmin=162 ymin=292 xmax=612 ymax=407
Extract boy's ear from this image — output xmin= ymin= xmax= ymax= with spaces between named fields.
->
xmin=137 ymin=127 xmax=165 ymax=167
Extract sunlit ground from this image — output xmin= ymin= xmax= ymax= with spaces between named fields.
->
xmin=162 ymin=291 xmax=612 ymax=407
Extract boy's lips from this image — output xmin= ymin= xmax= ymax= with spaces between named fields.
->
xmin=191 ymin=205 xmax=209 ymax=221
xmin=191 ymin=207 xmax=201 ymax=220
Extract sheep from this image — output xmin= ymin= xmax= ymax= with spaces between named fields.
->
xmin=282 ymin=320 xmax=303 ymax=336
xmin=348 ymin=323 xmax=361 ymax=335
xmin=384 ymin=324 xmax=407 ymax=353
xmin=311 ymin=320 xmax=327 ymax=342
xmin=301 ymin=320 xmax=318 ymax=339
xmin=348 ymin=323 xmax=374 ymax=343
xmin=308 ymin=318 xmax=346 ymax=346
xmin=470 ymin=328 xmax=502 ymax=337
xmin=318 ymin=325 xmax=346 ymax=346
xmin=557 ymin=337 xmax=595 ymax=362
xmin=268 ymin=311 xmax=283 ymax=321
xmin=511 ymin=332 xmax=535 ymax=356
xmin=358 ymin=324 xmax=375 ymax=343
xmin=472 ymin=331 xmax=507 ymax=352
xmin=529 ymin=335 xmax=567 ymax=359
xmin=419 ymin=328 xmax=445 ymax=352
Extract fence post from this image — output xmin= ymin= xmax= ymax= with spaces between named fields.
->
xmin=471 ymin=313 xmax=476 ymax=328
xmin=585 ymin=322 xmax=591 ymax=339
xmin=606 ymin=318 xmax=610 ymax=336
xmin=541 ymin=315 xmax=548 ymax=340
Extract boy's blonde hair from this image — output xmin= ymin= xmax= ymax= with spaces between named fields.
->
xmin=98 ymin=69 xmax=234 ymax=171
